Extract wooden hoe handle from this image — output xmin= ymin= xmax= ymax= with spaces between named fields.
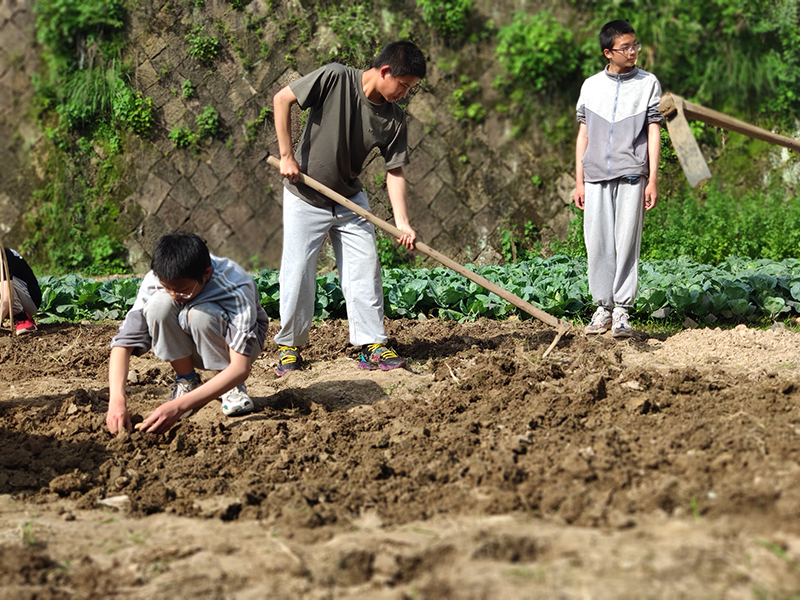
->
xmin=266 ymin=156 xmax=572 ymax=342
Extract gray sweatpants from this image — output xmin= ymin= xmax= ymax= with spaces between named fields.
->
xmin=143 ymin=293 xmax=260 ymax=371
xmin=1 ymin=277 xmax=38 ymax=317
xmin=583 ymin=177 xmax=646 ymax=309
xmin=274 ymin=188 xmax=387 ymax=348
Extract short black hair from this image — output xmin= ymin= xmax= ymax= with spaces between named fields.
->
xmin=372 ymin=41 xmax=426 ymax=79
xmin=599 ymin=20 xmax=636 ymax=53
xmin=151 ymin=232 xmax=211 ymax=283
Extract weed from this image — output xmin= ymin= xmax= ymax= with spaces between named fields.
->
xmin=195 ymin=105 xmax=219 ymax=139
xmin=318 ymin=3 xmax=380 ymax=68
xmin=449 ymin=76 xmax=485 ymax=123
xmin=169 ymin=126 xmax=197 ymax=148
xmin=245 ymin=106 xmax=273 ymax=143
xmin=169 ymin=106 xmax=220 ymax=151
xmin=376 ymin=235 xmax=424 ymax=270
xmin=19 ymin=520 xmax=36 ymax=546
xmin=417 ymin=0 xmax=472 ymax=39
xmin=181 ymin=79 xmax=196 ymax=99
xmin=690 ymin=497 xmax=702 ymax=520
xmin=494 ymin=11 xmax=579 ymax=98
xmin=755 ymin=538 xmax=800 ymax=571
xmin=186 ymin=26 xmax=220 ymax=65
xmin=500 ymin=220 xmax=543 ymax=263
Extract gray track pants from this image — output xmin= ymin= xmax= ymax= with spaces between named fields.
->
xmin=274 ymin=188 xmax=387 ymax=348
xmin=583 ymin=177 xmax=646 ymax=309
xmin=1 ymin=277 xmax=38 ymax=317
xmin=144 ymin=293 xmax=260 ymax=371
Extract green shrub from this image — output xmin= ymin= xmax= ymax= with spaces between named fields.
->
xmin=550 ymin=183 xmax=800 ymax=265
xmin=318 ymin=3 xmax=381 ymax=67
xmin=495 ymin=11 xmax=579 ymax=97
xmin=449 ymin=76 xmax=485 ymax=122
xmin=113 ymin=86 xmax=153 ymax=136
xmin=642 ymin=183 xmax=800 ymax=263
xmin=500 ymin=221 xmax=543 ymax=263
xmin=181 ymin=79 xmax=196 ymax=99
xmin=417 ymin=0 xmax=472 ymax=39
xmin=186 ymin=26 xmax=221 ymax=65
xmin=169 ymin=126 xmax=197 ymax=148
xmin=34 ymin=0 xmax=125 ymax=62
xmin=195 ymin=106 xmax=219 ymax=139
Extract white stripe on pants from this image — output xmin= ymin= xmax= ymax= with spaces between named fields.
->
xmin=583 ymin=177 xmax=646 ymax=308
xmin=274 ymin=188 xmax=387 ymax=348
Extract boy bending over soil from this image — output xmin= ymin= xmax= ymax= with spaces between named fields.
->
xmin=272 ymin=40 xmax=426 ymax=375
xmin=106 ymin=232 xmax=269 ymax=434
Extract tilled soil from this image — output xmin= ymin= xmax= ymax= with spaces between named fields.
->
xmin=1 ymin=318 xmax=799 ymax=599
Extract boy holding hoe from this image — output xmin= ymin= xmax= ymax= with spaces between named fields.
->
xmin=574 ymin=19 xmax=662 ymax=338
xmin=272 ymin=41 xmax=426 ymax=374
xmin=106 ymin=232 xmax=269 ymax=435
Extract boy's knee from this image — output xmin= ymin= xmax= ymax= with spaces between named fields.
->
xmin=143 ymin=292 xmax=179 ymax=325
xmin=185 ymin=303 xmax=228 ymax=336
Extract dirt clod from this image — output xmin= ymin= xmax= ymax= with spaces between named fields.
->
xmin=1 ymin=319 xmax=800 ymax=598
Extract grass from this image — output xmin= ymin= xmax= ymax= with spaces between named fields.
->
xmin=19 ymin=519 xmax=37 ymax=546
xmin=755 ymin=539 xmax=800 ymax=572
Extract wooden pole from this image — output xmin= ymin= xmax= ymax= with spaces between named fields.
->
xmin=0 ymin=239 xmax=16 ymax=333
xmin=266 ymin=156 xmax=572 ymax=353
xmin=660 ymin=93 xmax=800 ymax=152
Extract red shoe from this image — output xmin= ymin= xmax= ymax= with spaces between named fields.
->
xmin=14 ymin=312 xmax=37 ymax=335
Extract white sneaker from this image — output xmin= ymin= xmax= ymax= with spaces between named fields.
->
xmin=612 ymin=307 xmax=633 ymax=338
xmin=168 ymin=373 xmax=202 ymax=419
xmin=221 ymin=383 xmax=255 ymax=417
xmin=585 ymin=306 xmax=612 ymax=334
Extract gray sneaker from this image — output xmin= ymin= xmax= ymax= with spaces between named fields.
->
xmin=168 ymin=373 xmax=202 ymax=419
xmin=612 ymin=307 xmax=633 ymax=338
xmin=221 ymin=383 xmax=255 ymax=417
xmin=585 ymin=306 xmax=612 ymax=334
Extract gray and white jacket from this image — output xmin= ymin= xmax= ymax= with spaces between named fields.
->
xmin=110 ymin=255 xmax=269 ymax=358
xmin=577 ymin=66 xmax=663 ymax=183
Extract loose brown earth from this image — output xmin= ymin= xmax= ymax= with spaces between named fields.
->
xmin=1 ymin=317 xmax=800 ymax=599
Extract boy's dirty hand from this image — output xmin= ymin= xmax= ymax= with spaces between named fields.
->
xmin=279 ymin=156 xmax=302 ymax=183
xmin=138 ymin=402 xmax=183 ymax=434
xmin=106 ymin=400 xmax=132 ymax=435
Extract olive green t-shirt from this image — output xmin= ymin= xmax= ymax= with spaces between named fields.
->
xmin=284 ymin=63 xmax=409 ymax=208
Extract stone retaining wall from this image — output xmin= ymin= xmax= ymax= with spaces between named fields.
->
xmin=0 ymin=0 xmax=575 ymax=273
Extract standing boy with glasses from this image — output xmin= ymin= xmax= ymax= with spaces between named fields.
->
xmin=106 ymin=232 xmax=270 ymax=434
xmin=272 ymin=41 xmax=426 ymax=375
xmin=573 ymin=19 xmax=662 ymax=338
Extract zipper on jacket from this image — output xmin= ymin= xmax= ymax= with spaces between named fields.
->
xmin=605 ymin=75 xmax=622 ymax=178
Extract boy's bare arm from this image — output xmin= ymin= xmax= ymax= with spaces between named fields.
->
xmin=273 ymin=86 xmax=301 ymax=182
xmin=386 ymin=167 xmax=416 ymax=249
xmin=573 ymin=123 xmax=588 ymax=210
xmin=645 ymin=122 xmax=661 ymax=210
xmin=138 ymin=349 xmax=252 ymax=434
xmin=107 ymin=346 xmax=134 ymax=434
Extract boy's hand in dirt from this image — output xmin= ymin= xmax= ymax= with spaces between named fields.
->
xmin=137 ymin=401 xmax=184 ymax=435
xmin=106 ymin=398 xmax=132 ymax=435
